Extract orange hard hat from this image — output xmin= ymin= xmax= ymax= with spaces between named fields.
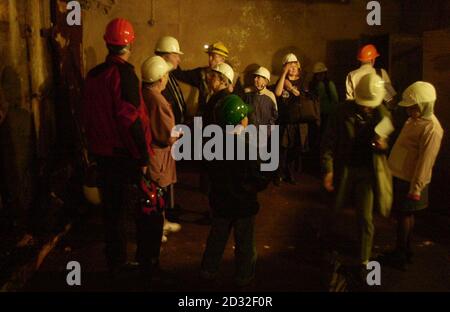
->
xmin=357 ymin=44 xmax=380 ymax=62
xmin=104 ymin=18 xmax=135 ymax=46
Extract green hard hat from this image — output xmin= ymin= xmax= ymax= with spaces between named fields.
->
xmin=218 ymin=94 xmax=250 ymax=126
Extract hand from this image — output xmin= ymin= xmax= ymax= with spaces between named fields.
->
xmin=372 ymin=137 xmax=388 ymax=151
xmin=171 ymin=127 xmax=185 ymax=138
xmin=323 ymin=172 xmax=334 ymax=192
xmin=282 ymin=63 xmax=291 ymax=76
xmin=291 ymin=87 xmax=300 ymax=96
xmin=142 ymin=166 xmax=148 ymax=175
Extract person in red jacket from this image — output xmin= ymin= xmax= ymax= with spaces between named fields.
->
xmin=81 ymin=18 xmax=156 ymax=278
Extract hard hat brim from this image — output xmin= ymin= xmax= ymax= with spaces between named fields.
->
xmin=313 ymin=68 xmax=328 ymax=74
xmin=398 ymin=99 xmax=416 ymax=107
xmin=155 ymin=48 xmax=184 ymax=55
xmin=358 ymin=52 xmax=380 ymax=62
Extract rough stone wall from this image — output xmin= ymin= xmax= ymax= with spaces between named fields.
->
xmin=81 ymin=0 xmax=401 ymax=113
xmin=0 ymin=0 xmax=54 ymax=235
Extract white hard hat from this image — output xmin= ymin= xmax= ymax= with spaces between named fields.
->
xmin=141 ymin=56 xmax=173 ymax=83
xmin=254 ymin=66 xmax=271 ymax=82
xmin=155 ymin=36 xmax=184 ymax=55
xmin=355 ymin=73 xmax=386 ymax=108
xmin=211 ymin=63 xmax=234 ymax=84
xmin=399 ymin=81 xmax=436 ymax=107
xmin=313 ymin=62 xmax=328 ymax=73
xmin=282 ymin=53 xmax=299 ymax=65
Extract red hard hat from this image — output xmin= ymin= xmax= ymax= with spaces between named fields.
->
xmin=103 ymin=18 xmax=135 ymax=46
xmin=357 ymin=44 xmax=380 ymax=62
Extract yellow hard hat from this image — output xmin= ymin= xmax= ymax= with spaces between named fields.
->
xmin=205 ymin=42 xmax=229 ymax=58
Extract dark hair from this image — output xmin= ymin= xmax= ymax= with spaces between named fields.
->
xmin=107 ymin=44 xmax=129 ymax=55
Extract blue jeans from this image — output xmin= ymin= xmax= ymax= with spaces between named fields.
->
xmin=201 ymin=215 xmax=257 ymax=283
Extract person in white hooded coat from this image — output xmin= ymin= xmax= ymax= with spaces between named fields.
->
xmin=385 ymin=81 xmax=443 ymax=269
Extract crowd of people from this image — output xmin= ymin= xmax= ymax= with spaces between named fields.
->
xmin=80 ymin=18 xmax=443 ymax=288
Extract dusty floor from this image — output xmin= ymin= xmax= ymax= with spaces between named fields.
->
xmin=24 ymin=160 xmax=450 ymax=292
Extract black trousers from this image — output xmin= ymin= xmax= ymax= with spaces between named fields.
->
xmin=96 ymin=157 xmax=163 ymax=270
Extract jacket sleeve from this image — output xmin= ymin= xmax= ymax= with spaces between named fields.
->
xmin=409 ymin=125 xmax=443 ymax=195
xmin=172 ymin=66 xmax=202 ymax=88
xmin=149 ymin=95 xmax=176 ymax=147
xmin=111 ymin=66 xmax=149 ymax=165
xmin=345 ymin=74 xmax=354 ymax=100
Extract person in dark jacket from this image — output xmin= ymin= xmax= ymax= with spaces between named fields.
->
xmin=243 ymin=66 xmax=278 ymax=130
xmin=154 ymin=36 xmax=186 ymax=125
xmin=172 ymin=41 xmax=229 ymax=117
xmin=204 ymin=62 xmax=234 ymax=125
xmin=201 ymin=94 xmax=269 ymax=287
xmin=273 ymin=53 xmax=304 ymax=185
xmin=81 ymin=18 xmax=154 ymax=277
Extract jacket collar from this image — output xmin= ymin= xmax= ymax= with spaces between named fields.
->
xmin=106 ymin=54 xmax=134 ymax=68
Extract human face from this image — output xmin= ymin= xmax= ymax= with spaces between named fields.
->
xmin=406 ymin=104 xmax=421 ymax=119
xmin=209 ymin=53 xmax=225 ymax=68
xmin=287 ymin=62 xmax=300 ymax=77
xmin=207 ymin=71 xmax=224 ymax=93
xmin=254 ymin=75 xmax=268 ymax=91
xmin=164 ymin=53 xmax=181 ymax=69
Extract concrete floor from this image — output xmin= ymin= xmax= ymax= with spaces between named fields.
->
xmin=24 ymin=162 xmax=450 ymax=292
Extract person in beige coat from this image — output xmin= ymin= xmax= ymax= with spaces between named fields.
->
xmin=141 ymin=56 xmax=181 ymax=243
xmin=383 ymin=82 xmax=443 ymax=270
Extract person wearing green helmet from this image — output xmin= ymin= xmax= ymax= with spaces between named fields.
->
xmin=217 ymin=94 xmax=250 ymax=127
xmin=201 ymin=94 xmax=269 ymax=287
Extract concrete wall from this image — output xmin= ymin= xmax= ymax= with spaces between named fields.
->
xmin=82 ymin=0 xmax=402 ymax=111
xmin=401 ymin=0 xmax=450 ymax=34
xmin=423 ymin=29 xmax=450 ymax=213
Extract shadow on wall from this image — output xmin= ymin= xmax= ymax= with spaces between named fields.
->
xmin=84 ymin=46 xmax=98 ymax=74
xmin=0 ymin=65 xmax=37 ymax=236
xmin=326 ymin=39 xmax=359 ymax=100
